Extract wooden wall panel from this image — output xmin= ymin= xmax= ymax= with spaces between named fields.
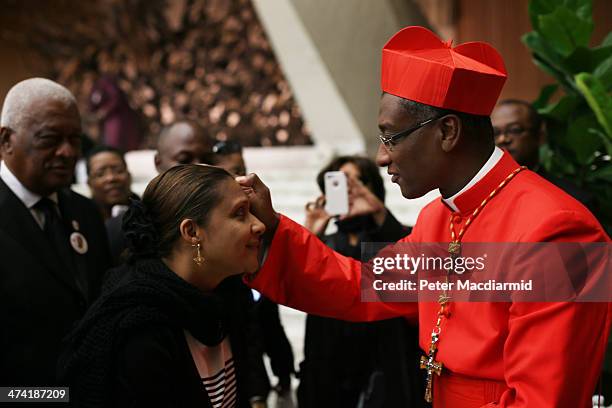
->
xmin=419 ymin=0 xmax=611 ymax=102
xmin=456 ymin=0 xmax=551 ymax=101
xmin=456 ymin=0 xmax=611 ymax=101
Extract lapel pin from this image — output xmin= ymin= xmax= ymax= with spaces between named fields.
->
xmin=72 ymin=220 xmax=80 ymax=231
xmin=70 ymin=232 xmax=88 ymax=255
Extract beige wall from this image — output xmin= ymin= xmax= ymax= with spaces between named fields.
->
xmin=288 ymin=0 xmax=428 ymax=155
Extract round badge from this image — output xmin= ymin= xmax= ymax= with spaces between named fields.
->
xmin=70 ymin=232 xmax=88 ymax=255
xmin=72 ymin=220 xmax=80 ymax=231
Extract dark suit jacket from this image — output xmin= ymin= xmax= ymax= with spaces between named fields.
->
xmin=105 ymin=212 xmax=126 ymax=266
xmin=256 ymin=297 xmax=294 ymax=390
xmin=0 ymin=178 xmax=111 ymax=386
xmin=298 ymin=212 xmax=425 ymax=408
xmin=537 ymin=169 xmax=596 ymax=212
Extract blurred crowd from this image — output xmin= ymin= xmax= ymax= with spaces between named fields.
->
xmin=0 ymin=0 xmax=312 ymax=151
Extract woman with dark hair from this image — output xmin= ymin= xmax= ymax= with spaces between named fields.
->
xmin=299 ymin=156 xmax=425 ymax=408
xmin=307 ymin=155 xmax=398 ymax=246
xmin=59 ymin=164 xmax=265 ymax=407
xmin=316 ymin=156 xmax=387 ymax=205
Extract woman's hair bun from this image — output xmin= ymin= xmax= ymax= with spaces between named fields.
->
xmin=122 ymin=198 xmax=159 ymax=262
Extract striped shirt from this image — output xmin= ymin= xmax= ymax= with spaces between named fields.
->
xmin=184 ymin=331 xmax=237 ymax=408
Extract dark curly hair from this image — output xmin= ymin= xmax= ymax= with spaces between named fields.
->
xmin=123 ymin=164 xmax=232 ymax=261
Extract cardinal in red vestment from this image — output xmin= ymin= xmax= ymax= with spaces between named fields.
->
xmin=238 ymin=26 xmax=611 ymax=408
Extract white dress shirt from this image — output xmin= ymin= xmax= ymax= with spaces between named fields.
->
xmin=0 ymin=163 xmax=59 ymax=229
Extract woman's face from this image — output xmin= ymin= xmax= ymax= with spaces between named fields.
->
xmin=339 ymin=162 xmax=361 ymax=181
xmin=200 ymin=179 xmax=265 ymax=277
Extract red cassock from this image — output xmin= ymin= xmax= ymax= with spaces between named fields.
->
xmin=248 ymin=151 xmax=611 ymax=408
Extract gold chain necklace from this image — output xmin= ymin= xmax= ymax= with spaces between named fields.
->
xmin=420 ymin=165 xmax=526 ymax=403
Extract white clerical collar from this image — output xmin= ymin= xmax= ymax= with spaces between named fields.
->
xmin=0 ymin=162 xmax=58 ymax=208
xmin=442 ymin=146 xmax=504 ymax=212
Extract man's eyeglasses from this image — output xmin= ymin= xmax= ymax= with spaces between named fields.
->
xmin=378 ymin=115 xmax=444 ymax=151
xmin=493 ymin=125 xmax=533 ymax=140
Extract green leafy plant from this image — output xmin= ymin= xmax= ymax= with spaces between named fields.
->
xmin=523 ymin=0 xmax=612 ymax=233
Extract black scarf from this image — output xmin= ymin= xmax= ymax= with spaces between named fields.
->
xmin=335 ymin=215 xmax=376 ymax=234
xmin=58 ymin=258 xmax=227 ymax=407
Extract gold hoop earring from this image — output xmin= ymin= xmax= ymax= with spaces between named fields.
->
xmin=192 ymin=242 xmax=204 ymax=266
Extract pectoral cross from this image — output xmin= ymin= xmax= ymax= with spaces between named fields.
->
xmin=420 ymin=330 xmax=443 ymax=403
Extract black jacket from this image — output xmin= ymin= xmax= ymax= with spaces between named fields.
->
xmin=255 ymin=296 xmax=295 ymax=390
xmin=106 ymin=211 xmax=272 ymax=402
xmin=537 ymin=169 xmax=596 ymax=212
xmin=0 ymin=179 xmax=111 ymax=386
xmin=60 ymin=259 xmax=252 ymax=408
xmin=298 ymin=211 xmax=426 ymax=408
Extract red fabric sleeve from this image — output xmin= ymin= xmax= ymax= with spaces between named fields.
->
xmin=247 ymin=215 xmax=418 ymax=322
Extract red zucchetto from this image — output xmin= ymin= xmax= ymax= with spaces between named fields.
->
xmin=381 ymin=26 xmax=507 ymax=116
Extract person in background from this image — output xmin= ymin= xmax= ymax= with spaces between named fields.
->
xmin=212 ymin=140 xmax=247 ymax=176
xmin=60 ymin=164 xmax=265 ymax=407
xmin=299 ymin=156 xmax=423 ymax=408
xmin=86 ymin=145 xmax=134 ymax=221
xmin=89 ymin=75 xmax=142 ymax=152
xmin=212 ymin=139 xmax=296 ymax=406
xmin=155 ymin=120 xmax=213 ymax=173
xmin=86 ymin=145 xmax=139 ymax=265
xmin=491 ymin=99 xmax=594 ymax=209
xmin=0 ymin=77 xmax=111 ymax=386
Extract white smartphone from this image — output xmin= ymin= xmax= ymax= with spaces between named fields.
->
xmin=324 ymin=171 xmax=349 ymax=216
